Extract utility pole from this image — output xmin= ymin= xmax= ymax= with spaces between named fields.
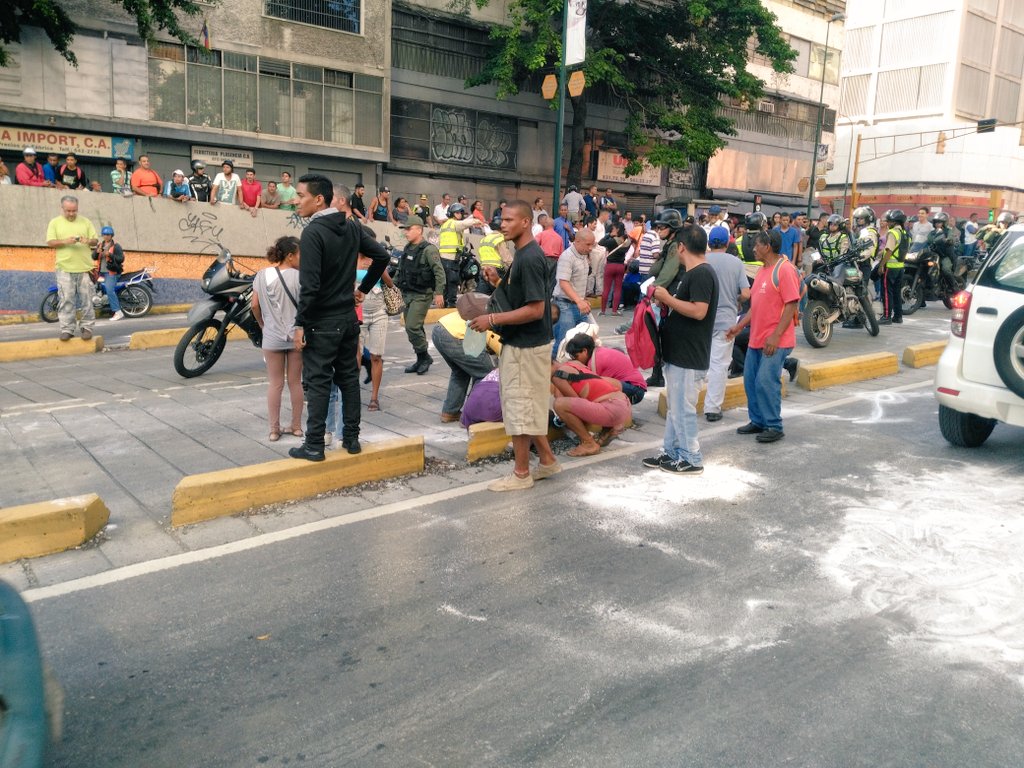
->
xmin=552 ymin=0 xmax=570 ymax=210
xmin=806 ymin=12 xmax=844 ymax=220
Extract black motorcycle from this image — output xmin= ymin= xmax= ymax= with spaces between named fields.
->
xmin=383 ymin=235 xmax=402 ymax=277
xmin=802 ymin=248 xmax=879 ymax=348
xmin=900 ymin=248 xmax=963 ymax=315
xmin=173 ymin=246 xmax=261 ymax=378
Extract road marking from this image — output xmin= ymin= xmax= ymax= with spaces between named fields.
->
xmin=1 ymin=401 xmax=105 ymax=417
xmin=21 ymin=378 xmax=936 ymax=603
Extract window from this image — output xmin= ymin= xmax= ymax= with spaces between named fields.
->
xmin=996 ymin=28 xmax=1024 ymax=78
xmin=844 ymin=27 xmax=875 ymax=71
xmin=390 ymin=98 xmax=517 ymax=170
xmin=841 ymin=74 xmax=871 ymax=117
xmin=963 ymin=13 xmax=996 ymax=68
xmin=957 ymin=64 xmax=990 ymax=117
xmin=875 ymin=64 xmax=947 ymax=114
xmin=392 ymin=9 xmax=491 ymax=79
xmin=809 ymin=43 xmax=840 ymax=86
xmin=992 ymin=77 xmax=1021 ymax=124
xmin=265 ymin=0 xmax=360 ymax=35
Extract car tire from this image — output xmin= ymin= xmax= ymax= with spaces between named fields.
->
xmin=993 ymin=306 xmax=1024 ymax=399
xmin=938 ymin=404 xmax=996 ymax=448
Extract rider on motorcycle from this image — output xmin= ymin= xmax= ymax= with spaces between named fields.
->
xmin=93 ymin=225 xmax=125 ymax=321
xmin=926 ymin=212 xmax=956 ymax=290
xmin=737 ymin=212 xmax=767 ymax=265
xmin=978 ymin=211 xmax=1015 ymax=255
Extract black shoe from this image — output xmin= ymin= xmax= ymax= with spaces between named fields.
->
xmin=660 ymin=459 xmax=704 ymax=475
xmin=705 ymin=411 xmax=723 ymax=422
xmin=736 ymin=422 xmax=764 ymax=435
xmin=646 ymin=373 xmax=664 ymax=387
xmin=404 ymin=358 xmax=421 ymax=373
xmin=341 ymin=438 xmax=362 ymax=455
xmin=288 ymin=444 xmax=325 ymax=462
xmin=783 ymin=358 xmax=799 ymax=382
xmin=415 ymin=353 xmax=433 ymax=375
xmin=756 ymin=429 xmax=785 ymax=443
xmin=642 ymin=453 xmax=673 ymax=469
xmin=878 ymin=317 xmax=892 ymax=325
xmin=892 ymin=318 xmax=903 ymax=324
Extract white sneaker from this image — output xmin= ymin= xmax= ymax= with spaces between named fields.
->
xmin=324 ymin=432 xmax=333 ymax=447
xmin=110 ymin=311 xmax=124 ymax=321
xmin=488 ymin=472 xmax=535 ymax=492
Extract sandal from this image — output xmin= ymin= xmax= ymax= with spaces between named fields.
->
xmin=269 ymin=427 xmax=282 ymax=442
xmin=368 ymin=399 xmax=380 ymax=412
xmin=596 ymin=427 xmax=624 ymax=448
xmin=289 ymin=426 xmax=303 ymax=437
xmin=567 ymin=442 xmax=601 ymax=457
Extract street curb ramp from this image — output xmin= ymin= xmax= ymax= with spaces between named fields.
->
xmin=796 ymin=352 xmax=900 ymax=390
xmin=0 ymin=494 xmax=110 ymax=564
xmin=0 ymin=336 xmax=103 ymax=362
xmin=902 ymin=340 xmax=947 ymax=368
xmin=171 ymin=436 xmax=425 ymax=527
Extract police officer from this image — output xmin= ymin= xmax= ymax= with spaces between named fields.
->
xmin=879 ymin=209 xmax=907 ymax=325
xmin=438 ymin=203 xmax=477 ymax=307
xmin=187 ymin=160 xmax=211 ymax=202
xmin=925 ymin=212 xmax=957 ymax=298
xmin=397 ymin=215 xmax=446 ymax=374
xmin=476 ymin=229 xmax=507 ymax=292
xmin=737 ymin=212 xmax=767 ymax=270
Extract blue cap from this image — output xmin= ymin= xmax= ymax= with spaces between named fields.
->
xmin=708 ymin=225 xmax=730 ymax=247
xmin=708 ymin=205 xmax=722 ymax=215
xmin=100 ymin=226 xmax=114 ymax=236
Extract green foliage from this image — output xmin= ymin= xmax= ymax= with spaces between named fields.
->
xmin=0 ymin=0 xmax=206 ymax=68
xmin=461 ymin=0 xmax=796 ymax=177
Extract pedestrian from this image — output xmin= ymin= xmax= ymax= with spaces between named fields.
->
xmin=644 ymin=209 xmax=686 ymax=386
xmin=16 ymin=148 xmax=47 ymax=186
xmin=0 ymin=158 xmax=10 ymax=185
xmin=355 ymin=250 xmax=395 ymax=412
xmin=45 ymin=195 xmax=98 ymax=341
xmin=773 ymin=212 xmax=802 ymax=265
xmin=535 ymin=214 xmax=565 ymax=262
xmin=553 ymin=203 xmax=575 ymax=250
xmin=561 ymin=185 xmax=585 ymax=224
xmin=368 ymin=186 xmax=395 ymax=224
xmin=261 ymin=180 xmax=282 ymax=209
xmin=111 ymin=157 xmax=133 ymax=195
xmin=396 ymin=214 xmax=446 ymax=375
xmin=42 ymin=153 xmax=63 ymax=187
xmin=643 ymin=225 xmax=719 ymax=474
xmin=437 ymin=203 xmax=477 ymax=306
xmin=909 ymin=207 xmax=931 ymax=254
xmin=599 ymin=220 xmax=632 ymax=315
xmin=879 ymin=209 xmax=908 ymax=325
xmin=600 ymin=188 xmax=617 ymax=216
xmin=288 ymin=174 xmax=390 ymax=461
xmin=348 ymin=183 xmax=367 ymax=220
xmin=278 ymin=171 xmax=298 ymax=211
xmin=59 ymin=153 xmax=88 ymax=190
xmin=393 ymin=196 xmax=411 ymax=224
xmin=432 ymin=193 xmax=452 ymax=227
xmin=532 ymin=197 xmax=549 ymax=223
xmin=413 ymin=194 xmax=431 ymax=221
xmin=552 ymin=228 xmax=596 ymax=357
xmin=963 ymin=212 xmax=979 ymax=259
xmin=703 ymin=226 xmax=750 ymax=422
xmin=727 ymin=229 xmax=800 ymax=443
xmin=240 ymin=168 xmax=262 ymax=217
xmin=433 ymin=309 xmax=500 ymax=423
xmin=583 ymin=184 xmax=599 ymax=218
xmin=210 ymin=160 xmax=240 ymax=206
xmin=163 ymin=169 xmax=192 ymax=202
xmin=471 ymin=199 xmax=488 ymax=227
xmin=92 ymin=225 xmax=126 ymax=322
xmin=252 ymin=236 xmax=304 ymax=442
xmin=129 ymin=154 xmax=162 ymax=197
xmin=469 ymin=200 xmax=561 ymax=491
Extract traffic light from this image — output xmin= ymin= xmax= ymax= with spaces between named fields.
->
xmin=989 ymin=209 xmax=995 ymax=223
xmin=978 ymin=118 xmax=997 ymax=133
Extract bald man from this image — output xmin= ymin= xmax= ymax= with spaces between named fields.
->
xmin=551 ymin=228 xmax=595 ymax=358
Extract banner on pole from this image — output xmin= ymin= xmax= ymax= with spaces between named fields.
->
xmin=566 ymin=0 xmax=587 ymax=66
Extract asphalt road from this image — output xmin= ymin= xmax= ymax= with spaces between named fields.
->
xmin=25 ymin=388 xmax=1024 ymax=768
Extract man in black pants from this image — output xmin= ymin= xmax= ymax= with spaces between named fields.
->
xmin=289 ymin=175 xmax=389 ymax=461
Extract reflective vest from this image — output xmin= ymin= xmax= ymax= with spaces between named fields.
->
xmin=819 ymin=232 xmax=849 ymax=262
xmin=735 ymin=238 xmax=744 ymax=259
xmin=439 ymin=219 xmax=462 ymax=257
xmin=861 ymin=225 xmax=880 ymax=261
xmin=478 ymin=232 xmax=504 ymax=268
xmin=886 ymin=226 xmax=906 ymax=269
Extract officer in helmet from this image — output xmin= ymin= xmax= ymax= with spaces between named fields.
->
xmin=644 ymin=208 xmax=686 ymax=386
xmin=93 ymin=225 xmax=126 ymax=321
xmin=738 ymin=212 xmax=767 ymax=269
xmin=187 ymin=160 xmax=211 ymax=203
xmin=979 ymin=211 xmax=1015 ymax=254
xmin=879 ymin=209 xmax=908 ymax=324
xmin=927 ymin=212 xmax=956 ymax=291
xmin=437 ymin=202 xmax=476 ymax=306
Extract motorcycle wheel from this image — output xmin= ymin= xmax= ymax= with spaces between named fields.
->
xmin=40 ymin=293 xmax=59 ymax=323
xmin=802 ymin=299 xmax=833 ymax=348
xmin=900 ymin=276 xmax=922 ymax=316
xmin=173 ymin=319 xmax=227 ymax=378
xmin=860 ymin=295 xmax=880 ymax=337
xmin=120 ymin=286 xmax=153 ymax=318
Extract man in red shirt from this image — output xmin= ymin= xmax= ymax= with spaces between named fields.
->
xmin=15 ymin=147 xmax=47 ymax=186
xmin=240 ymin=169 xmax=262 ymax=217
xmin=726 ymin=229 xmax=799 ymax=443
xmin=535 ymin=214 xmax=564 ymax=261
xmin=130 ymin=154 xmax=162 ymax=197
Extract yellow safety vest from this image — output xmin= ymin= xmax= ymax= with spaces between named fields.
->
xmin=735 ymin=239 xmax=744 ymax=259
xmin=886 ymin=227 xmax=905 ymax=269
xmin=439 ymin=219 xmax=462 ymax=257
xmin=478 ymin=232 xmax=504 ymax=267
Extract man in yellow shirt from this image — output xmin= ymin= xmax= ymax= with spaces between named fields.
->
xmin=45 ymin=195 xmax=98 ymax=340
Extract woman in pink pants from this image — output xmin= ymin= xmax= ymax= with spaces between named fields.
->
xmin=599 ymin=221 xmax=632 ymax=315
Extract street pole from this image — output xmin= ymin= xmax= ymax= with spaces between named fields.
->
xmin=806 ymin=13 xmax=844 ymax=219
xmin=552 ymin=0 xmax=569 ymax=211
xmin=850 ymin=133 xmax=862 ymax=209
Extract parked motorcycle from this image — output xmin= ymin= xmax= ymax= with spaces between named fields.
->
xmin=40 ymin=267 xmax=156 ymax=322
xmin=802 ymin=248 xmax=879 ymax=348
xmin=383 ymin=235 xmax=402 ymax=277
xmin=900 ymin=249 xmax=963 ymax=315
xmin=173 ymin=246 xmax=261 ymax=378
xmin=457 ymin=242 xmax=481 ymax=295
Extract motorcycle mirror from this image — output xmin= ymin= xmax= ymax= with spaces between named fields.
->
xmin=217 ymin=249 xmax=232 ymax=263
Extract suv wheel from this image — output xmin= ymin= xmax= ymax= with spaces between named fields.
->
xmin=938 ymin=404 xmax=996 ymax=448
xmin=993 ymin=306 xmax=1024 ymax=399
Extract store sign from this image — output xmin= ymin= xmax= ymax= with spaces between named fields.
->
xmin=192 ymin=145 xmax=255 ymax=169
xmin=597 ymin=150 xmax=661 ymax=187
xmin=0 ymin=126 xmax=135 ymax=159
xmin=668 ymin=167 xmax=695 ymax=188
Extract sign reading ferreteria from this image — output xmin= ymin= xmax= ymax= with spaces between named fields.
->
xmin=596 ymin=150 xmax=661 ymax=187
xmin=0 ymin=125 xmax=135 ymax=159
xmin=191 ymin=145 xmax=255 ymax=170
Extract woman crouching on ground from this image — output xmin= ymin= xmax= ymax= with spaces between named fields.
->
xmin=551 ymin=333 xmax=632 ymax=456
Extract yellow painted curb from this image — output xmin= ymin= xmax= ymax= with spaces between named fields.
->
xmin=902 ymin=340 xmax=947 ymax=368
xmin=171 ymin=436 xmax=425 ymax=527
xmin=149 ymin=304 xmax=192 ymax=316
xmin=0 ymin=335 xmax=103 ymax=362
xmin=128 ymin=325 xmax=248 ymax=350
xmin=398 ymin=307 xmax=458 ymax=328
xmin=0 ymin=304 xmax=190 ymax=326
xmin=0 ymin=494 xmax=110 ymax=564
xmin=797 ymin=352 xmax=900 ymax=391
xmin=658 ymin=377 xmax=787 ymax=418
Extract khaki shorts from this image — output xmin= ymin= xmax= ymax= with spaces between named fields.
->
xmin=498 ymin=343 xmax=552 ymax=436
xmin=360 ymin=291 xmax=389 ymax=356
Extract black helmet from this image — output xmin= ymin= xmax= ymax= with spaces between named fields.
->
xmin=448 ymin=203 xmax=466 ymax=216
xmin=997 ymin=211 xmax=1014 ymax=227
xmin=826 ymin=214 xmax=843 ymax=228
xmin=652 ymin=209 xmax=684 ymax=231
xmin=852 ymin=206 xmax=875 ymax=225
xmin=930 ymin=212 xmax=949 ymax=226
xmin=744 ymin=211 xmax=767 ymax=230
xmin=191 ymin=160 xmax=206 ymax=172
xmin=886 ymin=209 xmax=907 ymax=226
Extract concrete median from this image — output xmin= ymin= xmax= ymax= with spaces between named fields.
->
xmin=0 ymin=335 xmax=103 ymax=362
xmin=796 ymin=352 xmax=900 ymax=391
xmin=129 ymin=324 xmax=248 ymax=350
xmin=171 ymin=436 xmax=425 ymax=527
xmin=0 ymin=494 xmax=110 ymax=563
xmin=902 ymin=340 xmax=947 ymax=368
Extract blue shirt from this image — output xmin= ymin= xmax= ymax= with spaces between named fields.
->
xmin=43 ymin=164 xmax=58 ymax=184
xmin=553 ymin=217 xmax=575 ymax=250
xmin=583 ymin=194 xmax=598 ymax=217
xmin=164 ymin=180 xmax=191 ymax=199
xmin=774 ymin=225 xmax=801 ymax=260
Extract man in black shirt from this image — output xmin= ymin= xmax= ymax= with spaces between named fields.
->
xmin=470 ymin=200 xmax=561 ymax=491
xmin=188 ymin=161 xmax=211 ymax=202
xmin=642 ymin=225 xmax=719 ymax=475
xmin=349 ymin=183 xmax=367 ymax=221
xmin=289 ymin=174 xmax=389 ymax=460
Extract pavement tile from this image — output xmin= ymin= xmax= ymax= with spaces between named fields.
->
xmin=28 ymin=547 xmax=114 ymax=588
xmin=98 ymin=519 xmax=184 ymax=567
xmin=175 ymin=515 xmax=260 ymax=550
xmin=0 ymin=561 xmax=32 ymax=592
xmin=406 ymin=474 xmax=460 ymax=494
xmin=244 ymin=502 xmax=326 ymax=533
xmin=306 ymin=494 xmax=375 ymax=519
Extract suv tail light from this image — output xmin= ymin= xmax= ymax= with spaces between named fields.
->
xmin=950 ymin=290 xmax=971 ymax=338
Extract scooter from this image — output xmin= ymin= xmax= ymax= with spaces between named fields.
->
xmin=802 ymin=247 xmax=879 ymax=348
xmin=40 ymin=268 xmax=156 ymax=322
xmin=173 ymin=246 xmax=261 ymax=378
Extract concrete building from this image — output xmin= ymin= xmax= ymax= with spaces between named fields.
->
xmin=823 ymin=0 xmax=1024 ymax=219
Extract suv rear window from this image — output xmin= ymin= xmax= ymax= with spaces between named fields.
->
xmin=979 ymin=229 xmax=1024 ymax=294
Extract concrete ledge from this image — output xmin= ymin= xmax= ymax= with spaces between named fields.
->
xmin=0 ymin=303 xmax=190 ymax=326
xmin=466 ymin=419 xmax=631 ymax=462
xmin=0 ymin=336 xmax=103 ymax=362
xmin=398 ymin=307 xmax=457 ymax=328
xmin=171 ymin=436 xmax=425 ymax=527
xmin=903 ymin=340 xmax=947 ymax=368
xmin=0 ymin=494 xmax=110 ymax=563
xmin=128 ymin=325 xmax=248 ymax=350
xmin=797 ymin=352 xmax=900 ymax=391
xmin=658 ymin=377 xmax=787 ymax=418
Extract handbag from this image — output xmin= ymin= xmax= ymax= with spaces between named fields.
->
xmin=381 ymin=283 xmax=405 ymax=316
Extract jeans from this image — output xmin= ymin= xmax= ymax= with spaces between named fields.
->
xmin=663 ymin=363 xmax=705 ymax=466
xmin=742 ymin=346 xmax=791 ymax=431
xmin=552 ymin=297 xmax=591 ymax=359
xmin=56 ymin=270 xmax=95 ymax=333
xmin=704 ymin=329 xmax=734 ymax=415
xmin=432 ymin=323 xmax=495 ymax=415
xmin=303 ymin=316 xmax=361 ymax=448
xmin=100 ymin=272 xmax=121 ymax=313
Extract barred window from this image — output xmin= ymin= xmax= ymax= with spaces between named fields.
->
xmin=265 ymin=0 xmax=361 ymax=35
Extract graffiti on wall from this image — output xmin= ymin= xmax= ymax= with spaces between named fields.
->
xmin=178 ymin=211 xmax=224 ymax=252
xmin=430 ymin=107 xmax=516 ymax=170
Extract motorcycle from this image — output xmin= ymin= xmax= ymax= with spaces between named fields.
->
xmin=173 ymin=246 xmax=261 ymax=378
xmin=457 ymin=243 xmax=481 ymax=296
xmin=382 ymin=235 xmax=402 ymax=277
xmin=40 ymin=267 xmax=156 ymax=322
xmin=802 ymin=247 xmax=879 ymax=348
xmin=900 ymin=248 xmax=963 ymax=315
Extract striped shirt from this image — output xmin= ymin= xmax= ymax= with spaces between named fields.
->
xmin=637 ymin=231 xmax=662 ymax=275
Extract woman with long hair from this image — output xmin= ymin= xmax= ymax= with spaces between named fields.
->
xmin=599 ymin=220 xmax=632 ymax=316
xmin=252 ymin=236 xmax=304 ymax=441
xmin=393 ymin=196 xmax=411 ymax=224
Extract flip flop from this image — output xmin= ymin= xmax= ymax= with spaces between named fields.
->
xmin=368 ymin=399 xmax=380 ymax=412
xmin=567 ymin=442 xmax=601 ymax=457
xmin=269 ymin=428 xmax=281 ymax=442
xmin=596 ymin=427 xmax=624 ymax=447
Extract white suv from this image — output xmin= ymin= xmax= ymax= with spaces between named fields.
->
xmin=935 ymin=223 xmax=1024 ymax=447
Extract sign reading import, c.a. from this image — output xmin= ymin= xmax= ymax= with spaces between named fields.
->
xmin=0 ymin=126 xmax=135 ymax=159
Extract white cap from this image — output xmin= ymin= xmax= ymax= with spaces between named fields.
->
xmin=23 ymin=146 xmax=36 ymax=155
xmin=173 ymin=169 xmax=185 ymax=177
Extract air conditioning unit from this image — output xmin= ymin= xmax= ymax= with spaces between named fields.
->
xmin=757 ymin=101 xmax=775 ymax=114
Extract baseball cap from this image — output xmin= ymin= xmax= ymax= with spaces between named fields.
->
xmin=708 ymin=225 xmax=730 ymax=247
xmin=400 ymin=215 xmax=425 ymax=228
xmin=419 ymin=194 xmax=428 ymax=201
xmin=173 ymin=169 xmax=185 ymax=177
xmin=23 ymin=147 xmax=36 ymax=155
xmin=221 ymin=159 xmax=234 ymax=168
xmin=708 ymin=205 xmax=721 ymax=215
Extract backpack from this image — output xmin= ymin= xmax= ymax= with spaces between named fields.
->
xmin=625 ymin=286 xmax=661 ymax=369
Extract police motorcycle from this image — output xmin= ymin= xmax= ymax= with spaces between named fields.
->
xmin=900 ymin=212 xmax=963 ymax=315
xmin=457 ymin=241 xmax=481 ymax=296
xmin=173 ymin=244 xmax=261 ymax=378
xmin=382 ymin=235 xmax=403 ymax=277
xmin=802 ymin=236 xmax=879 ymax=348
